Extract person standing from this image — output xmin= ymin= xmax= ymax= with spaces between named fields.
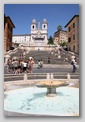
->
xmin=23 ymin=60 xmax=27 ymax=73
xmin=30 ymin=58 xmax=35 ymax=73
xmin=71 ymin=57 xmax=77 ymax=72
xmin=40 ymin=59 xmax=43 ymax=68
xmin=48 ymin=57 xmax=50 ymax=64
xmin=37 ymin=60 xmax=41 ymax=69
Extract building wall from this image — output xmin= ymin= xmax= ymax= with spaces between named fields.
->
xmin=54 ymin=30 xmax=68 ymax=44
xmin=65 ymin=16 xmax=79 ymax=54
xmin=4 ymin=15 xmax=15 ymax=52
xmin=30 ymin=20 xmax=48 ymax=45
xmin=12 ymin=19 xmax=48 ymax=46
xmin=12 ymin=35 xmax=30 ymax=44
xmin=59 ymin=31 xmax=68 ymax=43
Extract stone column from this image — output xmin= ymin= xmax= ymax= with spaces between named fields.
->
xmin=47 ymin=73 xmax=50 ymax=80
xmin=24 ymin=73 xmax=27 ymax=81
xmin=67 ymin=73 xmax=70 ymax=81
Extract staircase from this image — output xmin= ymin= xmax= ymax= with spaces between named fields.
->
xmin=10 ymin=49 xmax=79 ymax=65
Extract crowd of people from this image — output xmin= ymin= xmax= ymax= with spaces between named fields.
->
xmin=5 ymin=48 xmax=78 ymax=74
xmin=6 ymin=57 xmax=35 ymax=74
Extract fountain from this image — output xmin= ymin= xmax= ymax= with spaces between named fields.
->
xmin=4 ymin=73 xmax=79 ymax=116
xmin=36 ymin=73 xmax=69 ymax=97
xmin=36 ymin=80 xmax=69 ymax=97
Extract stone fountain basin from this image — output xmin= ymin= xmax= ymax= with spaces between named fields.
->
xmin=35 ymin=80 xmax=69 ymax=97
xmin=35 ymin=80 xmax=69 ymax=88
xmin=4 ymin=86 xmax=79 ymax=116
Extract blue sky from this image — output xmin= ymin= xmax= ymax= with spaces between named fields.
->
xmin=4 ymin=4 xmax=79 ymax=37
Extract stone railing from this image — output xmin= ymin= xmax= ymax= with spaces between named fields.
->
xmin=4 ymin=73 xmax=79 ymax=82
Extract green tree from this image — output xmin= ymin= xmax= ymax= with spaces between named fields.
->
xmin=48 ymin=36 xmax=54 ymax=44
xmin=59 ymin=41 xmax=67 ymax=47
xmin=57 ymin=25 xmax=62 ymax=31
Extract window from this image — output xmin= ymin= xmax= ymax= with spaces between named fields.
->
xmin=73 ymin=23 xmax=75 ymax=28
xmin=68 ymin=27 xmax=70 ymax=32
xmin=32 ymin=25 xmax=34 ymax=29
xmin=73 ymin=34 xmax=75 ymax=40
xmin=73 ymin=45 xmax=75 ymax=51
xmin=44 ymin=25 xmax=45 ymax=28
xmin=68 ymin=37 xmax=71 ymax=43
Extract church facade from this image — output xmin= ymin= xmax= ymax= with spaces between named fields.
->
xmin=12 ymin=19 xmax=48 ymax=47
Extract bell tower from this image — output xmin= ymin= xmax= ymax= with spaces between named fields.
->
xmin=31 ymin=19 xmax=37 ymax=31
xmin=42 ymin=18 xmax=48 ymax=42
xmin=42 ymin=18 xmax=48 ymax=30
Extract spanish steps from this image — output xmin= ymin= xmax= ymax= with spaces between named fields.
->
xmin=9 ymin=48 xmax=79 ymax=65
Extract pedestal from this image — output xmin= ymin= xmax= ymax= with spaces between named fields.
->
xmin=46 ymin=87 xmax=57 ymax=97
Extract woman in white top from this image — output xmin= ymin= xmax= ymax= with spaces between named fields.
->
xmin=23 ymin=60 xmax=27 ymax=73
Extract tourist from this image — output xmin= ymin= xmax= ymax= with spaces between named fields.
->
xmin=27 ymin=59 xmax=31 ymax=73
xmin=71 ymin=55 xmax=75 ymax=59
xmin=23 ymin=60 xmax=27 ymax=73
xmin=27 ymin=58 xmax=34 ymax=73
xmin=64 ymin=57 xmax=68 ymax=62
xmin=30 ymin=58 xmax=35 ymax=72
xmin=48 ymin=57 xmax=50 ymax=64
xmin=13 ymin=59 xmax=18 ymax=74
xmin=40 ymin=59 xmax=43 ymax=67
xmin=37 ymin=60 xmax=41 ymax=69
xmin=29 ymin=57 xmax=32 ymax=60
xmin=71 ymin=57 xmax=77 ymax=72
xmin=17 ymin=60 xmax=22 ymax=74
xmin=26 ymin=59 xmax=30 ymax=73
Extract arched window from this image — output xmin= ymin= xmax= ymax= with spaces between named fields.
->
xmin=32 ymin=25 xmax=34 ymax=29
xmin=44 ymin=25 xmax=45 ymax=28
